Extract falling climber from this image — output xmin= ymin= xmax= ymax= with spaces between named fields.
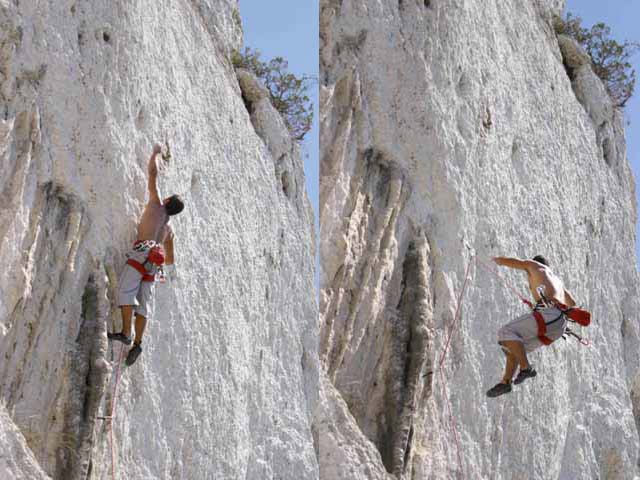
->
xmin=486 ymin=255 xmax=582 ymax=398
xmin=108 ymin=143 xmax=184 ymax=366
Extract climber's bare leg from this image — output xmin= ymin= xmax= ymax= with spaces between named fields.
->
xmin=501 ymin=350 xmax=518 ymax=383
xmin=500 ymin=340 xmax=529 ymax=371
xmin=120 ymin=305 xmax=134 ymax=337
xmin=134 ymin=314 xmax=147 ymax=344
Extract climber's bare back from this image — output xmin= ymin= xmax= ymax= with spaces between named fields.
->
xmin=137 ymin=200 xmax=169 ymax=243
xmin=525 ymin=263 xmax=566 ymax=303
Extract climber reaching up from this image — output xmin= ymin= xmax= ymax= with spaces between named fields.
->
xmin=486 ymin=255 xmax=576 ymax=398
xmin=108 ymin=143 xmax=184 ymax=366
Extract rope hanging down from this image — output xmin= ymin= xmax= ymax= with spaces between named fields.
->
xmin=96 ymin=343 xmax=126 ymax=480
xmin=109 ymin=344 xmax=127 ymax=480
xmin=436 ymin=255 xmax=474 ymax=477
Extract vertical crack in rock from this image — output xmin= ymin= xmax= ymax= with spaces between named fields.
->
xmin=57 ymin=272 xmax=109 ymax=480
xmin=384 ymin=231 xmax=434 ymax=477
xmin=321 ymin=149 xmax=407 ymax=381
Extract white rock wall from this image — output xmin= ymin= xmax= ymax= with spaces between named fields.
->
xmin=319 ymin=0 xmax=640 ymax=478
xmin=0 ymin=404 xmax=50 ymax=480
xmin=0 ymin=1 xmax=318 ymax=479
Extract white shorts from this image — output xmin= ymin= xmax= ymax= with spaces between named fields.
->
xmin=498 ymin=306 xmax=567 ymax=353
xmin=116 ymin=248 xmax=158 ymax=319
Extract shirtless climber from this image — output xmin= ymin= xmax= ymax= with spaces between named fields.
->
xmin=486 ymin=255 xmax=576 ymax=398
xmin=108 ymin=143 xmax=184 ymax=366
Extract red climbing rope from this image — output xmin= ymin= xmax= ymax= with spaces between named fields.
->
xmin=475 ymin=257 xmax=531 ymax=307
xmin=108 ymin=343 xmax=126 ymax=480
xmin=437 ymin=255 xmax=474 ymax=477
xmin=439 ymin=257 xmax=473 ymax=368
xmin=565 ymin=328 xmax=591 ymax=346
xmin=438 ymin=369 xmax=463 ymax=476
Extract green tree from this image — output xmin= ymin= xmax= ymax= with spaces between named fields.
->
xmin=557 ymin=13 xmax=639 ymax=107
xmin=232 ymin=47 xmax=314 ymax=142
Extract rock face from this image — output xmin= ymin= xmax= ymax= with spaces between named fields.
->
xmin=319 ymin=0 xmax=640 ymax=479
xmin=0 ymin=404 xmax=50 ymax=480
xmin=0 ymin=1 xmax=318 ymax=479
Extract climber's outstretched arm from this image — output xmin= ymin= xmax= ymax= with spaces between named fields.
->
xmin=147 ymin=144 xmax=162 ymax=204
xmin=492 ymin=256 xmax=538 ymax=272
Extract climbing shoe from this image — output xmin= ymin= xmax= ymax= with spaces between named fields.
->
xmin=486 ymin=382 xmax=512 ymax=398
xmin=513 ymin=367 xmax=537 ymax=385
xmin=107 ymin=332 xmax=132 ymax=345
xmin=125 ymin=343 xmax=142 ymax=366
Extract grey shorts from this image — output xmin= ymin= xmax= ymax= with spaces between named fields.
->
xmin=116 ymin=248 xmax=157 ymax=319
xmin=498 ymin=307 xmax=567 ymax=353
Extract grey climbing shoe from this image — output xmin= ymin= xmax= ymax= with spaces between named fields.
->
xmin=125 ymin=343 xmax=142 ymax=366
xmin=486 ymin=382 xmax=512 ymax=398
xmin=107 ymin=332 xmax=132 ymax=345
xmin=513 ymin=367 xmax=537 ymax=385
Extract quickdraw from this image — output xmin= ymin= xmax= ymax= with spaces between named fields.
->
xmin=563 ymin=327 xmax=590 ymax=346
xmin=133 ymin=239 xmax=157 ymax=252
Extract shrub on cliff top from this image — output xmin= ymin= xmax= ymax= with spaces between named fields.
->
xmin=232 ymin=47 xmax=314 ymax=142
xmin=557 ymin=13 xmax=639 ymax=108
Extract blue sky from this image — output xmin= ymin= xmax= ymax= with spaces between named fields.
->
xmin=565 ymin=0 xmax=640 ymax=268
xmin=239 ymin=1 xmax=639 ymax=269
xmin=239 ymin=1 xmax=319 ymax=239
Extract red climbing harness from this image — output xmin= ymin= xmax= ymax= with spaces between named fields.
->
xmin=520 ymin=299 xmax=557 ymax=346
xmin=532 ymin=308 xmax=554 ymax=346
xmin=528 ymin=299 xmax=591 ymax=346
xmin=126 ymin=259 xmax=155 ymax=282
xmin=127 ymin=241 xmax=165 ymax=282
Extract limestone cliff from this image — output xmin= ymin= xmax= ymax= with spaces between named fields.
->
xmin=319 ymin=0 xmax=640 ymax=478
xmin=0 ymin=1 xmax=318 ymax=479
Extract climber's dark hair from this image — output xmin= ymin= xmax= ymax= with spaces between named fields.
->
xmin=532 ymin=255 xmax=548 ymax=266
xmin=164 ymin=194 xmax=185 ymax=216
